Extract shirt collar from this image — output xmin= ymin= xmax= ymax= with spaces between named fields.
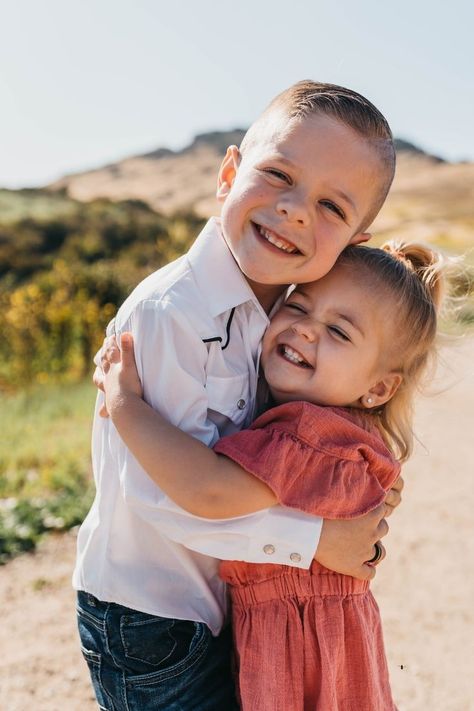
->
xmin=187 ymin=217 xmax=268 ymax=320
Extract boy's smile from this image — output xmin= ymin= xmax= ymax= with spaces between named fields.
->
xmin=217 ymin=112 xmax=385 ymax=309
xmin=261 ymin=264 xmax=400 ymax=409
xmin=252 ymin=223 xmax=299 ymax=254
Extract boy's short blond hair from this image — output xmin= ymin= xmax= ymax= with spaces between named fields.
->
xmin=241 ymin=80 xmax=396 ymax=230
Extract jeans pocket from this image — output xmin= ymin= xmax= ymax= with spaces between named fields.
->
xmin=119 ymin=613 xmax=205 ymax=672
xmin=122 ymin=618 xmax=212 ymax=687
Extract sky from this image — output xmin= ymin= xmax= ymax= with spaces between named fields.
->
xmin=1 ymin=0 xmax=473 ymax=188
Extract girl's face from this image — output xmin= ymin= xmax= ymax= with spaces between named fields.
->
xmin=261 ymin=264 xmax=400 ymax=409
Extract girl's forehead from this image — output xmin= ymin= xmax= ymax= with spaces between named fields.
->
xmin=294 ymin=267 xmax=385 ymax=318
xmin=295 ymin=263 xmax=361 ymax=297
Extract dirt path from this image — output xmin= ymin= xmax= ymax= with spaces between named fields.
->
xmin=1 ymin=340 xmax=473 ymax=710
xmin=0 ymin=531 xmax=95 ymax=710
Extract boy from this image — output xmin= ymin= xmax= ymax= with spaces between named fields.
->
xmin=74 ymin=81 xmax=401 ymax=710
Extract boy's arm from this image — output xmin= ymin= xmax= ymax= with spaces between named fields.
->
xmin=104 ymin=332 xmax=394 ymax=580
xmin=107 ymin=300 xmax=323 ymax=569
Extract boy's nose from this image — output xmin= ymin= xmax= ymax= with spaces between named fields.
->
xmin=276 ymin=194 xmax=310 ymax=226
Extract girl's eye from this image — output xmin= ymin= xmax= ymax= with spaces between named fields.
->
xmin=264 ymin=168 xmax=291 ymax=183
xmin=328 ymin=326 xmax=351 ymax=342
xmin=320 ymin=200 xmax=345 ymax=220
xmin=285 ymin=302 xmax=306 ymax=313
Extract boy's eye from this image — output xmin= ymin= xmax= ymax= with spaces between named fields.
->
xmin=320 ymin=200 xmax=345 ymax=220
xmin=328 ymin=326 xmax=351 ymax=342
xmin=264 ymin=168 xmax=291 ymax=183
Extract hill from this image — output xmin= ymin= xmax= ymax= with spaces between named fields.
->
xmin=47 ymin=130 xmax=474 ymax=251
xmin=1 ymin=130 xmax=472 ymax=390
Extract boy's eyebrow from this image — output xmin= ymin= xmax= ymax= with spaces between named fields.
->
xmin=331 ymin=189 xmax=358 ymax=216
xmin=267 ymin=154 xmax=294 ymax=168
xmin=266 ymin=155 xmax=358 ymax=216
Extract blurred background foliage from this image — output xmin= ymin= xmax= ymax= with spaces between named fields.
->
xmin=0 ymin=189 xmax=204 ymax=561
xmin=0 ymin=190 xmax=204 ymax=388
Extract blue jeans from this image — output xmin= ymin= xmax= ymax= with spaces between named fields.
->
xmin=77 ymin=591 xmax=238 ymax=710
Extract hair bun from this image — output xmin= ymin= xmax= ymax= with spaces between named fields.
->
xmin=381 ymin=241 xmax=446 ymax=312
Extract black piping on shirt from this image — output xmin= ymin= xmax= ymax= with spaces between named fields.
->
xmin=202 ymin=307 xmax=235 ymax=351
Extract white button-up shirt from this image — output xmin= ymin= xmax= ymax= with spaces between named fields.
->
xmin=73 ymin=218 xmax=322 ymax=635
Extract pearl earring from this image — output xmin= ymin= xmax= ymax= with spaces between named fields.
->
xmin=366 ymin=397 xmax=373 ymax=405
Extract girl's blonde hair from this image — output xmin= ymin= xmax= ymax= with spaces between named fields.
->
xmin=338 ymin=241 xmax=452 ymax=462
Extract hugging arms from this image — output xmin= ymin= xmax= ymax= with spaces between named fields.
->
xmin=96 ymin=330 xmax=403 ymax=578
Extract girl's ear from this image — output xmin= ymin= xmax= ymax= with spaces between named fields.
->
xmin=216 ymin=145 xmax=241 ymax=202
xmin=361 ymin=372 xmax=403 ymax=409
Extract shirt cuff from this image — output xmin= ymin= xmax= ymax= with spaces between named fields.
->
xmin=242 ymin=506 xmax=322 ymax=569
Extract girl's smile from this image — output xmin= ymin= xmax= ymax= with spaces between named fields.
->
xmin=278 ymin=344 xmax=313 ymax=368
xmin=261 ymin=263 xmax=401 ymax=410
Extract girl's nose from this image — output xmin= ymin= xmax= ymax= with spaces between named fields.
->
xmin=291 ymin=318 xmax=317 ymax=342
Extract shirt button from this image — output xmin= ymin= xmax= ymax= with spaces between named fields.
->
xmin=290 ymin=552 xmax=302 ymax=563
xmin=263 ymin=544 xmax=275 ymax=555
xmin=237 ymin=398 xmax=246 ymax=410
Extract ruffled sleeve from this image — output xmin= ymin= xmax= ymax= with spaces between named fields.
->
xmin=213 ymin=401 xmax=400 ymax=519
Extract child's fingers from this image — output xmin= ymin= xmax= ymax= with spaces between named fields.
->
xmin=120 ymin=332 xmax=137 ymax=369
xmin=98 ymin=402 xmax=110 ymax=418
xmin=366 ymin=541 xmax=386 ymax=567
xmin=120 ymin=331 xmax=134 ymax=351
xmin=101 ymin=340 xmax=121 ymax=366
xmin=92 ymin=365 xmax=105 ymax=392
xmin=393 ymin=474 xmax=404 ymax=493
xmin=359 ymin=543 xmax=386 ymax=580
xmin=384 ymin=475 xmax=404 ymax=516
xmin=360 ymin=564 xmax=377 ymax=581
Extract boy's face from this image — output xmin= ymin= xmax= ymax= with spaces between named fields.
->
xmin=217 ymin=112 xmax=385 ymax=292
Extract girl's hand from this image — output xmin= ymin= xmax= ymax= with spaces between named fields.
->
xmin=102 ymin=333 xmax=143 ymax=419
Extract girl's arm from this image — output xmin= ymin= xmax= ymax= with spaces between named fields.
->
xmin=103 ymin=333 xmax=277 ymax=519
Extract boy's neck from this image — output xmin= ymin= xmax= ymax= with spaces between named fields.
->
xmin=246 ymin=278 xmax=288 ymax=315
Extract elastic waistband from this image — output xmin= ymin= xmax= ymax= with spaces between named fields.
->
xmin=229 ymin=571 xmax=369 ymax=607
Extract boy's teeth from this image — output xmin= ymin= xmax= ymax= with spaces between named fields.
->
xmin=259 ymin=226 xmax=297 ymax=254
xmin=283 ymin=345 xmax=309 ymax=366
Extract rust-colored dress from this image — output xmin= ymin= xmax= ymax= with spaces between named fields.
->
xmin=214 ymin=401 xmax=400 ymax=711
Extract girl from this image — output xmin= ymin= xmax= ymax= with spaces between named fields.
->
xmin=102 ymin=241 xmax=447 ymax=710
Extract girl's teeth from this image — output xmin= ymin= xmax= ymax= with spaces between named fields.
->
xmin=260 ymin=227 xmax=296 ymax=254
xmin=283 ymin=346 xmax=308 ymax=366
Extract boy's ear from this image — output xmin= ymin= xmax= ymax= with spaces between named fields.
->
xmin=361 ymin=372 xmax=403 ymax=409
xmin=216 ymin=145 xmax=241 ymax=202
xmin=349 ymin=231 xmax=371 ymax=246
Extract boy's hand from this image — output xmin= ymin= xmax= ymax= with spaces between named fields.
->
xmin=315 ymin=503 xmax=388 ymax=581
xmin=101 ymin=333 xmax=143 ymax=419
xmin=384 ymin=475 xmax=404 ymax=516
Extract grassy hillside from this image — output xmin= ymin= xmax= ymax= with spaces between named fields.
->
xmin=0 ymin=194 xmax=205 ymax=561
xmin=0 ymin=192 xmax=204 ymax=388
xmin=0 ymin=381 xmax=96 ymax=562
